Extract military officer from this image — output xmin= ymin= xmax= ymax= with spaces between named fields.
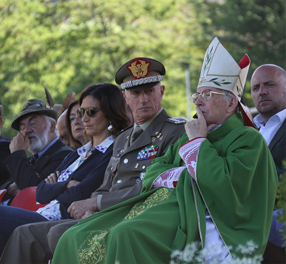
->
xmin=80 ymin=57 xmax=187 ymax=213
xmin=0 ymin=57 xmax=186 ymax=264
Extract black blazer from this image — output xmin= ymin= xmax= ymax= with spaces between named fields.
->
xmin=36 ymin=143 xmax=113 ymax=219
xmin=0 ymin=136 xmax=10 ymax=185
xmin=2 ymin=137 xmax=73 ymax=190
xmin=269 ymin=119 xmax=286 ymax=176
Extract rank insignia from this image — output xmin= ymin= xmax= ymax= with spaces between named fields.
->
xmin=128 ymin=59 xmax=150 ymax=79
xmin=137 ymin=145 xmax=159 ymax=160
xmin=114 ymin=148 xmax=124 ymax=158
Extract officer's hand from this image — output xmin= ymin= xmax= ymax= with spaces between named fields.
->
xmin=81 ymin=210 xmax=96 ymax=219
xmin=68 ymin=197 xmax=98 ymax=219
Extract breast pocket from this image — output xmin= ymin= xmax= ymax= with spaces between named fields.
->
xmin=109 ymin=156 xmax=120 ymax=175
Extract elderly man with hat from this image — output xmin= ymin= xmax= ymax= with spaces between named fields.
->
xmin=0 ymin=99 xmax=72 ymax=203
xmin=51 ymin=38 xmax=277 ymax=264
xmin=0 ymin=58 xmax=185 ymax=264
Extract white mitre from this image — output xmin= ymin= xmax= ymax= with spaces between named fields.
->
xmin=197 ymin=37 xmax=250 ymax=101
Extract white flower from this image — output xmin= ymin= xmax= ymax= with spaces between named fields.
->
xmin=170 ymin=241 xmax=262 ymax=264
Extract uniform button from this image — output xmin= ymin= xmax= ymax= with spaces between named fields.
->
xmin=123 ymin=159 xmax=128 ymax=164
xmin=117 ymin=179 xmax=122 ymax=183
xmin=142 ymin=165 xmax=146 ymax=169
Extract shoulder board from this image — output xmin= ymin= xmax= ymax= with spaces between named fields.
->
xmin=166 ymin=117 xmax=187 ymax=124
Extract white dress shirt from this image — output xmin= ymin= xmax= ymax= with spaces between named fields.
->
xmin=253 ymin=108 xmax=286 ymax=145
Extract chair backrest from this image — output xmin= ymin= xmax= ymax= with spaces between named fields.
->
xmin=0 ymin=189 xmax=7 ymax=203
xmin=11 ymin=186 xmax=48 ymax=211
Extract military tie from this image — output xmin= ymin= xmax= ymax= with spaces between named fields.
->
xmin=131 ymin=125 xmax=143 ymax=144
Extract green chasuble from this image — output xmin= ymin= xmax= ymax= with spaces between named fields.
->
xmin=53 ymin=113 xmax=277 ymax=264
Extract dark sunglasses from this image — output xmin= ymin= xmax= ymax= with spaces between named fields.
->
xmin=77 ymin=107 xmax=101 ymax=118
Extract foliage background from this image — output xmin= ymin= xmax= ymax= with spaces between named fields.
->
xmin=0 ymin=0 xmax=285 ymax=137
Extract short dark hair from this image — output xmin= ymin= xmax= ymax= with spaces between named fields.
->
xmin=79 ymin=83 xmax=130 ymax=136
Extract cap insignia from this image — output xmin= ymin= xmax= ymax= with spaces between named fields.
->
xmin=127 ymin=59 xmax=150 ymax=79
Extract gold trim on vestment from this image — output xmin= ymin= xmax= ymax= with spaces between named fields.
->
xmin=78 ymin=188 xmax=172 ymax=263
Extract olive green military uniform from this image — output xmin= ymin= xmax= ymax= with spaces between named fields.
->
xmin=94 ymin=108 xmax=185 ymax=210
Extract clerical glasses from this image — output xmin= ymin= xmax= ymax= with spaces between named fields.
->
xmin=191 ymin=90 xmax=225 ymax=103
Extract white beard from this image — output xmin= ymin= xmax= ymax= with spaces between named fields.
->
xmin=28 ymin=125 xmax=51 ymax=154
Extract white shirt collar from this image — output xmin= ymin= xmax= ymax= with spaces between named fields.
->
xmin=253 ymin=108 xmax=286 ymax=128
xmin=91 ymin=135 xmax=115 ymax=153
xmin=77 ymin=135 xmax=115 ymax=158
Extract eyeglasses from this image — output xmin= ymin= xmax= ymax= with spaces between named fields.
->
xmin=77 ymin=107 xmax=101 ymax=118
xmin=191 ymin=90 xmax=225 ymax=103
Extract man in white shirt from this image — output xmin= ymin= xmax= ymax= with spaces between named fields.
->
xmin=251 ymin=64 xmax=286 ymax=263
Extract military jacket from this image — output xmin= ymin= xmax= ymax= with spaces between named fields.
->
xmin=92 ymin=109 xmax=186 ymax=210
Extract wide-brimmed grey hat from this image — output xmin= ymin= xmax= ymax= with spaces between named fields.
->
xmin=11 ymin=99 xmax=58 ymax=131
xmin=115 ymin=57 xmax=166 ymax=90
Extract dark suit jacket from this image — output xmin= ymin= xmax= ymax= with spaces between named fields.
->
xmin=2 ymin=137 xmax=72 ymax=191
xmin=92 ymin=109 xmax=186 ymax=210
xmin=0 ymin=136 xmax=10 ymax=185
xmin=269 ymin=119 xmax=286 ymax=176
xmin=36 ymin=144 xmax=113 ymax=219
